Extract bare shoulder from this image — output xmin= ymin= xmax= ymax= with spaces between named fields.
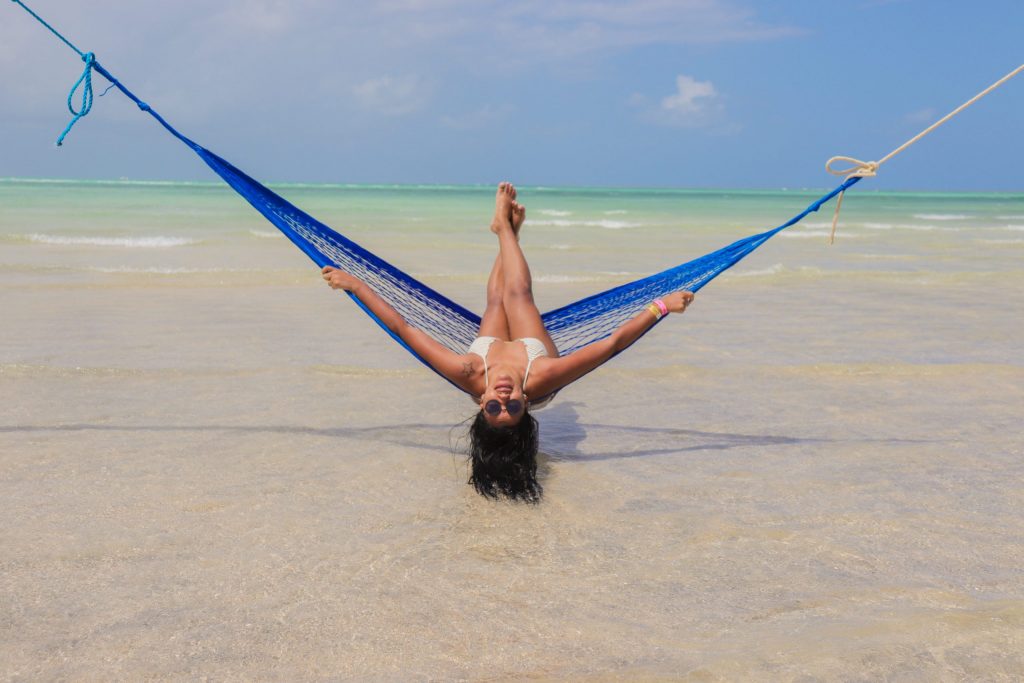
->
xmin=523 ymin=355 xmax=563 ymax=396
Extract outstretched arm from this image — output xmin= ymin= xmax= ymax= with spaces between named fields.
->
xmin=542 ymin=291 xmax=695 ymax=392
xmin=322 ymin=266 xmax=473 ymax=389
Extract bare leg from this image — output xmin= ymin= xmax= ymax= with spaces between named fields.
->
xmin=494 ymin=188 xmax=559 ymax=357
xmin=478 ymin=252 xmax=511 ymax=339
xmin=477 ymin=182 xmax=521 ymax=339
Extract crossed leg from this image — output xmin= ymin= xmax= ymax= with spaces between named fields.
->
xmin=491 ymin=184 xmax=560 ymax=358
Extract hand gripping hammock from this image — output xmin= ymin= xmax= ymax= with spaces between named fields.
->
xmin=11 ymin=0 xmax=1022 ymax=394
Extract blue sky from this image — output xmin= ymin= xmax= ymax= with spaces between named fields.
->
xmin=2 ymin=1 xmax=1022 ymax=190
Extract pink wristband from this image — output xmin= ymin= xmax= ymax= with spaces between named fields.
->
xmin=653 ymin=298 xmax=669 ymax=316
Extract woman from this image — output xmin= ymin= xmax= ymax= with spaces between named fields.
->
xmin=322 ymin=182 xmax=695 ymax=502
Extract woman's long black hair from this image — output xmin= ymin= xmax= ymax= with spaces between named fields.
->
xmin=467 ymin=410 xmax=541 ymax=503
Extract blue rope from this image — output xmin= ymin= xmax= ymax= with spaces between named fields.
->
xmin=56 ymin=51 xmax=95 ymax=146
xmin=10 ymin=0 xmax=85 ymax=57
xmin=11 ymin=0 xmax=101 ymax=145
xmin=12 ymin=0 xmax=204 ymax=153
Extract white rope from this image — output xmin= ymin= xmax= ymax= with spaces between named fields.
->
xmin=825 ymin=63 xmax=1024 ymax=243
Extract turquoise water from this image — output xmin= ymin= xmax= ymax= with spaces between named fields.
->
xmin=3 ymin=178 xmax=1022 ymax=280
xmin=1 ymin=177 xmax=1022 ymax=679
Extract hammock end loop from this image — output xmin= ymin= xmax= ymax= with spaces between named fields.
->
xmin=825 ymin=155 xmax=879 ymax=178
xmin=824 ymin=156 xmax=876 ymax=244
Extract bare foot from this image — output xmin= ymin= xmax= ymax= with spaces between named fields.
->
xmin=490 ymin=181 xmax=516 ymax=235
xmin=511 ymin=201 xmax=526 ymax=237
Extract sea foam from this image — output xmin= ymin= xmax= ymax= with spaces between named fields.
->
xmin=726 ymin=263 xmax=785 ymax=277
xmin=526 ymin=219 xmax=643 ymax=229
xmin=89 ymin=266 xmax=217 ymax=274
xmin=862 ymin=222 xmax=951 ymax=232
xmin=534 ymin=274 xmax=606 ymax=283
xmin=779 ymin=230 xmax=856 ymax=239
xmin=249 ymin=229 xmax=283 ymax=239
xmin=22 ymin=233 xmax=197 ymax=248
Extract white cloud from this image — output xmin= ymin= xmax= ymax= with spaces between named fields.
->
xmin=3 ymin=2 xmax=795 ymax=120
xmin=633 ymin=74 xmax=726 ymax=128
xmin=3 ymin=0 xmax=774 ymax=177
xmin=662 ymin=75 xmax=718 ymax=118
xmin=352 ymin=75 xmax=432 ymax=116
xmin=373 ymin=1 xmax=802 ymax=62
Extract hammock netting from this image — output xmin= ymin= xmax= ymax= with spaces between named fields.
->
xmin=199 ymin=146 xmax=857 ymax=392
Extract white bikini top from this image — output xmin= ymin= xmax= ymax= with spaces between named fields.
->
xmin=468 ymin=336 xmax=555 ymax=409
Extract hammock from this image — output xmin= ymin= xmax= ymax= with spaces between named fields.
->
xmin=14 ymin=1 xmax=1017 ymax=395
xmin=193 ymin=143 xmax=858 ymax=393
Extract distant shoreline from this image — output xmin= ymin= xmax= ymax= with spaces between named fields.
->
xmin=2 ymin=177 xmax=1021 ymax=199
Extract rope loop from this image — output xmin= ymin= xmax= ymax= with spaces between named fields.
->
xmin=56 ymin=51 xmax=95 ymax=146
xmin=825 ymin=156 xmax=879 ymax=178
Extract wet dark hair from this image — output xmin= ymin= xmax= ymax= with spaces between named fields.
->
xmin=467 ymin=410 xmax=541 ymax=503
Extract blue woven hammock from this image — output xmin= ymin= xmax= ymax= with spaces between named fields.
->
xmin=13 ymin=0 xmax=863 ymax=395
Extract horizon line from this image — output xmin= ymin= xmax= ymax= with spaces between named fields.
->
xmin=2 ymin=176 xmax=1022 ymax=198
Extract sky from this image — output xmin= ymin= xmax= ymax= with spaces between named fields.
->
xmin=2 ymin=0 xmax=1022 ymax=190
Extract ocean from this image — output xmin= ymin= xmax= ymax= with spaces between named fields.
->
xmin=2 ymin=177 xmax=1022 ymax=679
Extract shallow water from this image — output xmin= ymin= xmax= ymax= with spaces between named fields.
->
xmin=1 ymin=179 xmax=1022 ymax=680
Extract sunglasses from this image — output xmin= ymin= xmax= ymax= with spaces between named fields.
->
xmin=484 ymin=399 xmax=523 ymax=417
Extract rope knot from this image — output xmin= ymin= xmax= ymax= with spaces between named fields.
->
xmin=825 ymin=156 xmax=879 ymax=178
xmin=55 ymin=50 xmax=96 ymax=146
xmin=137 ymin=101 xmax=151 ymax=112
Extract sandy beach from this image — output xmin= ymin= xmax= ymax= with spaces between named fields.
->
xmin=1 ymin=179 xmax=1022 ymax=679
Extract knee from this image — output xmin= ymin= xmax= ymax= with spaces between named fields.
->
xmin=484 ymin=299 xmax=505 ymax=318
xmin=504 ymin=283 xmax=533 ymax=303
xmin=486 ymin=289 xmax=505 ymax=308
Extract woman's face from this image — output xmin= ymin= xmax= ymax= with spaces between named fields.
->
xmin=479 ymin=373 xmax=527 ymax=427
